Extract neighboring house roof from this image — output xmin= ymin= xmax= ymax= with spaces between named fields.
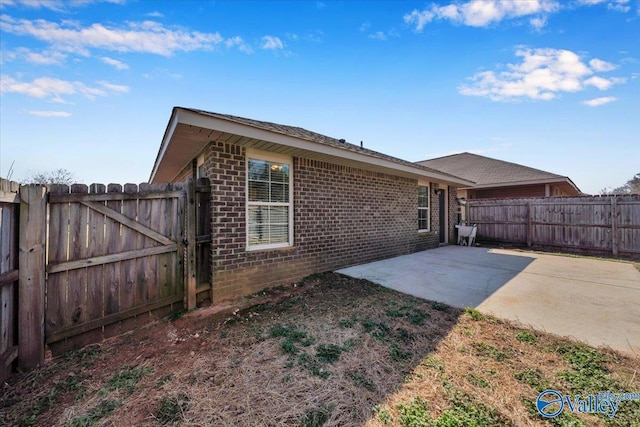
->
xmin=417 ymin=152 xmax=581 ymax=194
xmin=150 ymin=107 xmax=474 ymax=186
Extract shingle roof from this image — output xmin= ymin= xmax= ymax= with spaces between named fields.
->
xmin=184 ymin=108 xmax=466 ymax=181
xmin=417 ymin=152 xmax=568 ymax=186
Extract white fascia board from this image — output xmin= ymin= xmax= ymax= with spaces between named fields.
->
xmin=149 ymin=109 xmax=180 ymax=182
xmin=176 ymin=108 xmax=473 ymax=186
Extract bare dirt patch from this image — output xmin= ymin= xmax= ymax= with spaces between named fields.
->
xmin=1 ymin=273 xmax=638 ymax=426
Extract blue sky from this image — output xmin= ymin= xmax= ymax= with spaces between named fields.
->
xmin=1 ymin=0 xmax=638 ymax=194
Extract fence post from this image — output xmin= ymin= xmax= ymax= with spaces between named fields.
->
xmin=18 ymin=185 xmax=47 ymax=370
xmin=611 ymin=196 xmax=618 ymax=257
xmin=527 ymin=202 xmax=532 ymax=247
xmin=185 ymin=179 xmax=197 ymax=310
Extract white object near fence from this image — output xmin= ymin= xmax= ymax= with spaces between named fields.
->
xmin=455 ymin=224 xmax=477 ymax=246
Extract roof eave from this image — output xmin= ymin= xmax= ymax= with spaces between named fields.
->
xmin=152 ymin=108 xmax=475 ymax=186
xmin=461 ymin=176 xmax=581 ymax=192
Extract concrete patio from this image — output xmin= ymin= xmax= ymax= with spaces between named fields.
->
xmin=338 ymin=246 xmax=640 ymax=356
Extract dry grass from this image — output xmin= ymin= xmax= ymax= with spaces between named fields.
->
xmin=1 ymin=272 xmax=638 ymax=426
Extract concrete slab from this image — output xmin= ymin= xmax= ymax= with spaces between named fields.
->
xmin=337 ymin=246 xmax=640 ymax=356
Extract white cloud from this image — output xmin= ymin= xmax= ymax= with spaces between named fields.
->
xmin=97 ymin=80 xmax=129 ymax=93
xmin=28 ymin=110 xmax=71 ymax=117
xmin=577 ymin=0 xmax=631 ymax=12
xmin=0 ymin=0 xmax=125 ymax=11
xmin=1 ymin=74 xmax=128 ymax=102
xmin=404 ymin=0 xmax=630 ymax=31
xmin=359 ymin=22 xmax=371 ymax=32
xmin=101 ymin=56 xmax=129 ymax=70
xmin=589 ymin=58 xmax=617 ymax=72
xmin=458 ymin=48 xmax=625 ymax=101
xmin=404 ymin=0 xmax=559 ymax=30
xmin=368 ymin=31 xmax=387 ymax=41
xmin=261 ymin=35 xmax=283 ymax=50
xmin=582 ymin=96 xmax=617 ymax=106
xmin=530 ymin=16 xmax=547 ymax=30
xmin=225 ymin=36 xmax=253 ymax=54
xmin=2 ymin=47 xmax=67 ymax=65
xmin=0 ymin=15 xmax=229 ymax=56
xmin=146 ymin=11 xmax=164 ymax=18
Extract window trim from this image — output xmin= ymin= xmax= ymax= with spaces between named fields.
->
xmin=418 ymin=182 xmax=430 ymax=232
xmin=196 ymin=153 xmax=205 ymax=179
xmin=245 ymin=149 xmax=294 ymax=251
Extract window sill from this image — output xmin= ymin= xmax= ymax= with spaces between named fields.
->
xmin=246 ymin=243 xmax=295 ymax=252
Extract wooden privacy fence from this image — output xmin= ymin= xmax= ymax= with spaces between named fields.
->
xmin=1 ymin=180 xmax=20 ymax=381
xmin=0 ymin=178 xmax=211 ymax=380
xmin=467 ymin=195 xmax=640 ymax=256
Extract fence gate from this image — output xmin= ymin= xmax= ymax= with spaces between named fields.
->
xmin=45 ymin=183 xmax=187 ymax=354
xmin=0 ymin=180 xmax=19 ymax=381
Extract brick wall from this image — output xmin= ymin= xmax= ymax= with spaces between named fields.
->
xmin=197 ymin=141 xmax=442 ymax=302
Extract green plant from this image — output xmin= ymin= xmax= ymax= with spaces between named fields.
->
xmin=396 ymin=396 xmax=429 ymax=427
xmin=65 ymin=399 xmax=121 ymax=427
xmin=473 ymin=342 xmax=509 ymax=362
xmin=431 ymin=301 xmax=450 ymax=312
xmin=373 ymin=405 xmax=393 ymax=424
xmin=316 ymin=344 xmax=344 ymax=363
xmin=516 ymin=330 xmax=537 ymax=343
xmin=281 ymin=338 xmax=299 ymax=355
xmin=156 ymin=374 xmax=175 ymax=387
xmin=421 ymin=355 xmax=445 ymax=372
xmin=156 ymin=393 xmax=190 ymax=426
xmin=514 ymin=369 xmax=548 ymax=392
xmin=390 ymin=344 xmax=412 ymax=362
xmin=107 ymin=365 xmax=152 ymax=395
xmin=386 ymin=305 xmax=430 ymax=325
xmin=349 ymin=372 xmax=375 ymax=391
xmin=301 ymin=404 xmax=333 ymax=427
xmin=465 ymin=307 xmax=485 ymax=321
xmin=298 ymin=353 xmax=330 ymax=379
xmin=467 ymin=373 xmax=490 ymax=388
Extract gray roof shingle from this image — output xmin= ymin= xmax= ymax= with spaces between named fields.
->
xmin=417 ymin=152 xmax=568 ymax=185
xmin=184 ymin=107 xmax=466 ymax=181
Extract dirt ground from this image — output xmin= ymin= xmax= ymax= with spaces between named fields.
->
xmin=1 ymin=273 xmax=638 ymax=426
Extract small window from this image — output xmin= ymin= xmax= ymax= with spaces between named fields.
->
xmin=196 ymin=154 xmax=205 ymax=179
xmin=418 ymin=185 xmax=430 ymax=231
xmin=247 ymin=155 xmax=292 ymax=249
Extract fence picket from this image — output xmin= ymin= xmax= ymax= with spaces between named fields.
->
xmin=467 ymin=195 xmax=640 ymax=256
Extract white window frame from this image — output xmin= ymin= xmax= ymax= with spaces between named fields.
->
xmin=196 ymin=153 xmax=205 ymax=179
xmin=418 ymin=182 xmax=430 ymax=232
xmin=246 ymin=149 xmax=294 ymax=251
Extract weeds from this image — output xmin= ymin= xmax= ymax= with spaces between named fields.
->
xmin=349 ymin=372 xmax=375 ymax=391
xmin=473 ymin=342 xmax=509 ymax=362
xmin=106 ymin=365 xmax=152 ymax=395
xmin=155 ymin=393 xmax=190 ymax=426
xmin=301 ymin=404 xmax=333 ymax=427
xmin=467 ymin=373 xmax=490 ymax=388
xmin=465 ymin=307 xmax=485 ymax=321
xmin=396 ymin=396 xmax=429 ymax=427
xmin=386 ymin=305 xmax=430 ymax=325
xmin=515 ymin=368 xmax=549 ymax=392
xmin=516 ymin=330 xmax=537 ymax=343
xmin=65 ymin=399 xmax=121 ymax=427
xmin=431 ymin=301 xmax=450 ymax=312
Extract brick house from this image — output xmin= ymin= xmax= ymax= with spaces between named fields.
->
xmin=150 ymin=107 xmax=472 ymax=301
xmin=418 ymin=152 xmax=582 ymax=200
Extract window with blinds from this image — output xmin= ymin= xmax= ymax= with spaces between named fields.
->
xmin=418 ymin=185 xmax=430 ymax=231
xmin=247 ymin=157 xmax=292 ymax=249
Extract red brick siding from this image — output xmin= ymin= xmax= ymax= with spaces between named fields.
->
xmin=448 ymin=186 xmax=459 ymax=242
xmin=197 ymin=141 xmax=441 ymax=301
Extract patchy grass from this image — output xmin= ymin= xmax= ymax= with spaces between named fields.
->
xmin=1 ymin=272 xmax=638 ymax=426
